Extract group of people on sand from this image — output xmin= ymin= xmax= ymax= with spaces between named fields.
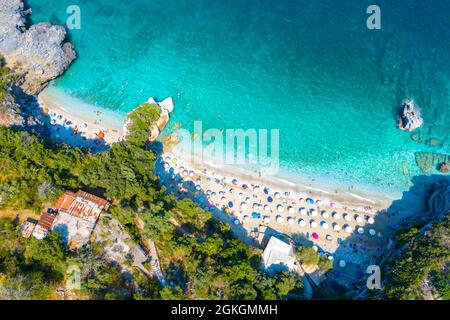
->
xmin=158 ymin=154 xmax=385 ymax=268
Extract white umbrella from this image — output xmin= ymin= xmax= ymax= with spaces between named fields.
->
xmin=189 ymin=171 xmax=195 ymax=177
xmin=276 ymin=215 xmax=284 ymax=223
xmin=288 ymin=206 xmax=295 ymax=214
xmin=253 ymin=186 xmax=260 ymax=193
xmin=264 ymin=205 xmax=270 ymax=212
xmin=321 ymin=221 xmax=329 ymax=229
xmin=274 ymin=192 xmax=281 ymax=199
xmin=240 ymin=202 xmax=247 ymax=209
xmin=245 ymin=197 xmax=251 ymax=204
xmin=221 ymin=197 xmax=227 ymax=204
xmin=369 ymin=228 xmax=376 ymax=236
xmin=355 ymin=215 xmax=363 ymax=223
xmin=288 ymin=217 xmax=295 ymax=225
xmin=316 ymin=200 xmax=323 ymax=206
xmin=298 ymin=219 xmax=306 ymax=227
xmin=333 ymin=212 xmax=341 ymax=220
xmin=339 ymin=260 xmax=346 ymax=268
xmin=357 ymin=227 xmax=364 ymax=234
xmin=299 ymin=198 xmax=305 ymax=204
xmin=326 ymin=235 xmax=332 ymax=241
xmin=263 ymin=217 xmax=271 ymax=224
xmin=312 ymin=246 xmax=318 ymax=252
xmin=311 ymin=209 xmax=318 ymax=217
xmin=322 ymin=211 xmax=329 ymax=219
xmin=344 ymin=214 xmax=351 ymax=222
xmin=277 ymin=205 xmax=284 ymax=213
xmin=243 ymin=215 xmax=249 ymax=222
xmin=368 ymin=217 xmax=375 ymax=224
xmin=258 ymin=204 xmax=264 ymax=211
xmin=299 ymin=208 xmax=307 ymax=216
xmin=233 ymin=219 xmax=240 ymax=225
xmin=310 ymin=220 xmax=318 ymax=228
xmin=345 ymin=225 xmax=353 ymax=233
xmin=333 ymin=224 xmax=341 ymax=231
xmin=252 ymin=203 xmax=259 ymax=210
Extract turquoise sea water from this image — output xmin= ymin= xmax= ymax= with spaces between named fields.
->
xmin=28 ymin=0 xmax=450 ymax=196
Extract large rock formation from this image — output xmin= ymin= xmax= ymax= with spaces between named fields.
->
xmin=428 ymin=180 xmax=450 ymax=219
xmin=0 ymin=0 xmax=76 ymax=94
xmin=398 ymin=100 xmax=423 ymax=132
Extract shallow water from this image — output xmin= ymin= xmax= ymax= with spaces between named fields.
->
xmin=28 ymin=0 xmax=450 ymax=195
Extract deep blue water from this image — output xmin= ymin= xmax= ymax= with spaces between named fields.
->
xmin=28 ymin=0 xmax=450 ymax=195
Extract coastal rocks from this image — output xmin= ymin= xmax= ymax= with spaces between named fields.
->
xmin=398 ymin=100 xmax=423 ymax=132
xmin=415 ymin=152 xmax=450 ymax=173
xmin=0 ymin=0 xmax=76 ymax=94
xmin=147 ymin=97 xmax=174 ymax=142
xmin=0 ymin=89 xmax=23 ymax=126
xmin=440 ymin=163 xmax=449 ymax=173
xmin=123 ymin=97 xmax=174 ymax=144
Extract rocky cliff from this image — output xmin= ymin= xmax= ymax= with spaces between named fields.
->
xmin=0 ymin=0 xmax=76 ymax=94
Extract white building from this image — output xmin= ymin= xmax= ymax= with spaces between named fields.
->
xmin=262 ymin=236 xmax=296 ymax=272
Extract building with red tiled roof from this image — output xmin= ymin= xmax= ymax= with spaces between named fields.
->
xmin=55 ymin=190 xmax=110 ymax=224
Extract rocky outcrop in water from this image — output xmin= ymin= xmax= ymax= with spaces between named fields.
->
xmin=0 ymin=0 xmax=76 ymax=94
xmin=415 ymin=152 xmax=450 ymax=174
xmin=398 ymin=100 xmax=423 ymax=132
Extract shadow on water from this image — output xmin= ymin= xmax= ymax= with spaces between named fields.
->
xmin=9 ymin=85 xmax=108 ymax=152
xmin=318 ymin=174 xmax=449 ymax=298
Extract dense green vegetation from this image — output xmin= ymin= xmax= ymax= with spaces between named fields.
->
xmin=384 ymin=215 xmax=449 ymax=300
xmin=125 ymin=102 xmax=161 ymax=146
xmin=0 ymin=123 xmax=302 ymax=299
xmin=0 ymin=57 xmax=11 ymax=104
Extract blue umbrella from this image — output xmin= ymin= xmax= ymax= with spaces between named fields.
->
xmin=306 ymin=198 xmax=314 ymax=204
xmin=267 ymin=196 xmax=273 ymax=203
xmin=228 ymin=202 xmax=234 ymax=208
xmin=263 ymin=187 xmax=270 ymax=195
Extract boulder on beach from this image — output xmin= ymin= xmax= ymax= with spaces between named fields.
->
xmin=440 ymin=163 xmax=449 ymax=173
xmin=398 ymin=100 xmax=423 ymax=132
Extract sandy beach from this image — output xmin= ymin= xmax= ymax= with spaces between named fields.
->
xmin=38 ymin=88 xmax=126 ymax=146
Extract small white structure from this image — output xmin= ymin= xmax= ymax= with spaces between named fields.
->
xmin=262 ymin=236 xmax=296 ymax=272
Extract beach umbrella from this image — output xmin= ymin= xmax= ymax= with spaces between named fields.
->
xmin=163 ymin=162 xmax=170 ymax=170
xmin=284 ymin=192 xmax=290 ymax=198
xmin=288 ymin=217 xmax=295 ymax=225
xmin=311 ymin=209 xmax=318 ymax=217
xmin=211 ymin=192 xmax=216 ymax=197
xmin=252 ymin=212 xmax=261 ymax=219
xmin=206 ymin=190 xmax=212 ymax=195
xmin=263 ymin=217 xmax=271 ymax=224
xmin=277 ymin=205 xmax=284 ymax=212
xmin=253 ymin=186 xmax=260 ymax=193
xmin=357 ymin=227 xmax=364 ymax=234
xmin=264 ymin=205 xmax=270 ymax=212
xmin=258 ymin=204 xmax=264 ymax=211
xmin=355 ymin=215 xmax=363 ymax=223
xmin=234 ymin=219 xmax=240 ymax=225
xmin=306 ymin=198 xmax=314 ymax=204
xmin=245 ymin=197 xmax=251 ymax=203
xmin=276 ymin=216 xmax=284 ymax=223
xmin=243 ymin=215 xmax=249 ymax=222
xmin=312 ymin=233 xmax=319 ymax=240
xmin=344 ymin=214 xmax=351 ymax=222
xmin=345 ymin=226 xmax=353 ymax=234
xmin=328 ymin=255 xmax=334 ymax=260
xmin=196 ymin=177 xmax=202 ymax=183
xmin=316 ymin=200 xmax=323 ymax=206
xmin=299 ymin=208 xmax=307 ymax=216
xmin=221 ymin=197 xmax=227 ymax=204
xmin=182 ymin=170 xmax=188 ymax=177
xmin=267 ymin=196 xmax=273 ymax=203
xmin=321 ymin=221 xmax=329 ymax=229
xmin=333 ymin=212 xmax=341 ymax=220
xmin=326 ymin=235 xmax=333 ymax=241
xmin=206 ymin=177 xmax=211 ymax=182
xmin=242 ymin=184 xmax=249 ymax=189
xmin=263 ymin=187 xmax=270 ymax=195
xmin=310 ymin=220 xmax=318 ymax=228
xmin=195 ymin=185 xmax=201 ymax=191
xmin=312 ymin=246 xmax=318 ymax=252
xmin=288 ymin=206 xmax=295 ymax=214
xmin=333 ymin=224 xmax=341 ymax=231
xmin=165 ymin=156 xmax=171 ymax=162
xmin=369 ymin=228 xmax=376 ymax=236
xmin=231 ymin=178 xmax=238 ymax=185
xmin=339 ymin=260 xmax=346 ymax=268
xmin=368 ymin=217 xmax=375 ymax=224
xmin=322 ymin=211 xmax=329 ymax=219
xmin=298 ymin=219 xmax=306 ymax=227
xmin=189 ymin=171 xmax=195 ymax=177
xmin=274 ymin=192 xmax=281 ymax=199
xmin=252 ymin=203 xmax=259 ymax=210
xmin=299 ymin=198 xmax=305 ymax=204
xmin=240 ymin=202 xmax=247 ymax=209
xmin=198 ymin=197 xmax=205 ymax=204
xmin=228 ymin=202 xmax=234 ymax=208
